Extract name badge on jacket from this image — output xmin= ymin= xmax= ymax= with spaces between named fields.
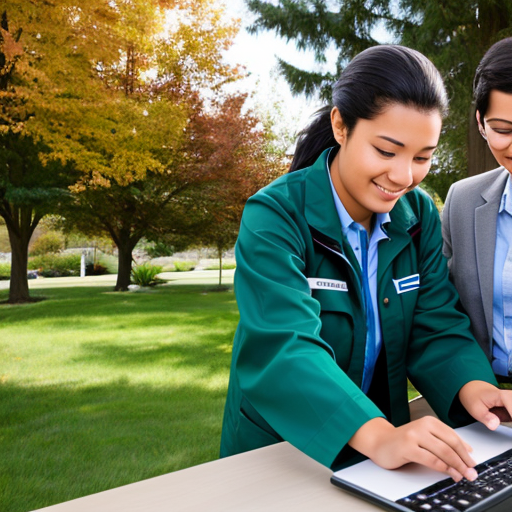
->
xmin=307 ymin=278 xmax=348 ymax=292
xmin=393 ymin=274 xmax=420 ymax=294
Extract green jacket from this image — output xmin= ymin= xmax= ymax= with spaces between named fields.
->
xmin=220 ymin=149 xmax=496 ymax=469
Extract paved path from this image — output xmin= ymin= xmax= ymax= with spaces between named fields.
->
xmin=0 ymin=269 xmax=235 ymax=291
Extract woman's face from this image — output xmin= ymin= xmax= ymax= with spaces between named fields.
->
xmin=330 ymin=104 xmax=442 ymax=231
xmin=478 ymin=90 xmax=512 ymax=173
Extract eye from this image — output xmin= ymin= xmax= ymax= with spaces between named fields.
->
xmin=414 ymin=156 xmax=431 ymax=162
xmin=492 ymin=128 xmax=512 ymax=135
xmin=374 ymin=147 xmax=395 ymax=157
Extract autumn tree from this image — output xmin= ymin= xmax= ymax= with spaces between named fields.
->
xmin=1 ymin=0 xmax=241 ymax=294
xmin=0 ymin=10 xmax=85 ymax=303
xmin=0 ymin=1 xmax=167 ymax=302
xmin=244 ymin=0 xmax=512 ymax=198
xmin=183 ymin=94 xmax=286 ymax=286
xmin=59 ymin=0 xmax=242 ymax=291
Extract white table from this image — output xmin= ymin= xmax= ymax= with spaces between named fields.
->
xmin=32 ymin=398 xmax=436 ymax=512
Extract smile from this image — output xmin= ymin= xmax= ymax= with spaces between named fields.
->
xmin=374 ymin=183 xmax=405 ymax=197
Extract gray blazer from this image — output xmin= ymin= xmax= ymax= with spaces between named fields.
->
xmin=442 ymin=167 xmax=509 ymax=360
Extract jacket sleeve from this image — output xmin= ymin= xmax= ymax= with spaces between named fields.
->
xmin=233 ymin=190 xmax=384 ymax=468
xmin=406 ymin=192 xmax=497 ymax=425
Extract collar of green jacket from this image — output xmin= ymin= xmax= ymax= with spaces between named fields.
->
xmin=303 ymin=147 xmax=423 ymax=272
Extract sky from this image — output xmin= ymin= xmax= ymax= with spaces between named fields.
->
xmin=216 ymin=0 xmax=392 ymax=142
xmin=218 ymin=0 xmax=335 ymax=140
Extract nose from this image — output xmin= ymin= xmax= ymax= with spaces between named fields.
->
xmin=388 ymin=159 xmax=414 ymax=189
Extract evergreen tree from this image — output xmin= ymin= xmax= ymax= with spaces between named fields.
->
xmin=245 ymin=0 xmax=512 ymax=197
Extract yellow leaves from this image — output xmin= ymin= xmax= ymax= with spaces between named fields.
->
xmin=158 ymin=0 xmax=240 ymax=88
xmin=109 ymin=151 xmax=164 ymax=185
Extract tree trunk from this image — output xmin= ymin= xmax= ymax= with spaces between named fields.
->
xmin=115 ymin=241 xmax=136 ymax=291
xmin=467 ymin=105 xmax=498 ymax=177
xmin=218 ymin=245 xmax=223 ymax=287
xmin=4 ymin=204 xmax=41 ymax=304
xmin=8 ymin=228 xmax=30 ymax=303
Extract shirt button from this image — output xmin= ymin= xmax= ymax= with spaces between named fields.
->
xmin=383 ymin=298 xmax=389 ymax=306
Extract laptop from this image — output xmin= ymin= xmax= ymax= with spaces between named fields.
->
xmin=331 ymin=422 xmax=512 ymax=512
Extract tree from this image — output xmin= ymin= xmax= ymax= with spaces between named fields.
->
xmin=0 ymin=131 xmax=76 ymax=302
xmin=244 ymin=0 xmax=512 ymax=198
xmin=185 ymin=94 xmax=286 ymax=287
xmin=0 ymin=1 xmax=163 ymax=302
xmin=0 ymin=10 xmax=82 ymax=303
xmin=59 ymin=0 xmax=242 ymax=291
xmin=2 ymin=0 xmax=241 ymax=294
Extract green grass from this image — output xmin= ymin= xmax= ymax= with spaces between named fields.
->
xmin=203 ymin=263 xmax=237 ymax=270
xmin=0 ymin=273 xmax=419 ymax=512
xmin=0 ymin=282 xmax=238 ymax=512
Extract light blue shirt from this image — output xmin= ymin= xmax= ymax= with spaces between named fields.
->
xmin=492 ymin=174 xmax=512 ymax=376
xmin=327 ymin=162 xmax=390 ymax=390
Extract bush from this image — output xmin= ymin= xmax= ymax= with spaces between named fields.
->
xmin=85 ymin=263 xmax=109 ymax=276
xmin=28 ymin=253 xmax=81 ymax=277
xmin=30 ymin=231 xmax=65 ymax=256
xmin=144 ymin=241 xmax=175 ymax=258
xmin=0 ymin=262 xmax=10 ymax=280
xmin=131 ymin=263 xmax=163 ymax=287
xmin=173 ymin=261 xmax=196 ymax=272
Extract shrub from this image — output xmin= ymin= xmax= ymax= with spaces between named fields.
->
xmin=144 ymin=241 xmax=175 ymax=258
xmin=28 ymin=253 xmax=81 ymax=277
xmin=0 ymin=262 xmax=10 ymax=280
xmin=173 ymin=261 xmax=196 ymax=272
xmin=131 ymin=263 xmax=163 ymax=287
xmin=30 ymin=231 xmax=65 ymax=256
xmin=85 ymin=263 xmax=109 ymax=276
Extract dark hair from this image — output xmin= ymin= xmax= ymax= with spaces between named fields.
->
xmin=290 ymin=45 xmax=448 ymax=172
xmin=474 ymin=37 xmax=512 ymax=122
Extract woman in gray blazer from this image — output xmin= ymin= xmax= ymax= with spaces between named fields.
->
xmin=443 ymin=37 xmax=512 ymax=383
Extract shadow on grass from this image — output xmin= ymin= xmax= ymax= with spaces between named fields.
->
xmin=0 ymin=283 xmax=238 ymax=512
xmin=73 ymin=335 xmax=231 ymax=377
xmin=0 ymin=380 xmax=227 ymax=512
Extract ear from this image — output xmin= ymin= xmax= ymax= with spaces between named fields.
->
xmin=331 ymin=107 xmax=348 ymax=145
xmin=476 ymin=110 xmax=487 ymax=139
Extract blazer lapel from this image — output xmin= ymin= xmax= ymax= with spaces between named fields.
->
xmin=475 ymin=169 xmax=509 ymax=341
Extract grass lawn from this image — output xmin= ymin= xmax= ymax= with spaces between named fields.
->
xmin=0 ymin=271 xmax=419 ymax=512
xmin=0 ymin=276 xmax=238 ymax=512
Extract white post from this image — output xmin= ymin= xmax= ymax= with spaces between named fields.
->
xmin=80 ymin=251 xmax=86 ymax=278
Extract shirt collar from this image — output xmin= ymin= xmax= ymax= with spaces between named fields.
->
xmin=499 ymin=173 xmax=512 ymax=215
xmin=326 ymin=151 xmax=390 ymax=237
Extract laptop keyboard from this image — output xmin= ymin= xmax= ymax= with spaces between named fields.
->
xmin=395 ymin=448 xmax=512 ymax=511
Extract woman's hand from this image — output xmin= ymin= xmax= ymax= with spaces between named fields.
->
xmin=459 ymin=380 xmax=512 ymax=429
xmin=348 ymin=416 xmax=478 ymax=482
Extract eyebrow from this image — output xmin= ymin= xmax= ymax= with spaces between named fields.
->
xmin=486 ymin=118 xmax=512 ymax=125
xmin=377 ymin=135 xmax=437 ymax=151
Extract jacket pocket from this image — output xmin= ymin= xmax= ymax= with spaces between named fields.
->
xmin=313 ymin=289 xmax=355 ymax=369
xmin=312 ymin=288 xmax=354 ymax=314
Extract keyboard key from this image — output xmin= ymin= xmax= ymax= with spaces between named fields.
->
xmin=396 ymin=447 xmax=512 ymax=511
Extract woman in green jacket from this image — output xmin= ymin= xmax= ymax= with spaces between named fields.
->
xmin=220 ymin=45 xmax=512 ymax=482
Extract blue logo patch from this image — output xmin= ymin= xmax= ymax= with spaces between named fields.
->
xmin=393 ymin=274 xmax=420 ymax=294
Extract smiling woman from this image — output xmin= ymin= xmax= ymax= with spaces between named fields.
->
xmin=220 ymin=44 xmax=512 ymax=484
xmin=329 ymin=104 xmax=442 ymax=231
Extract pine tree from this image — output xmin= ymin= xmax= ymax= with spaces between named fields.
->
xmin=245 ymin=0 xmax=512 ymax=198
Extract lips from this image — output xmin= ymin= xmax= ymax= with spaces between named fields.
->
xmin=374 ymin=182 xmax=406 ymax=198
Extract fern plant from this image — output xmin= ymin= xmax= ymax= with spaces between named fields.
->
xmin=130 ymin=263 xmax=163 ymax=287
